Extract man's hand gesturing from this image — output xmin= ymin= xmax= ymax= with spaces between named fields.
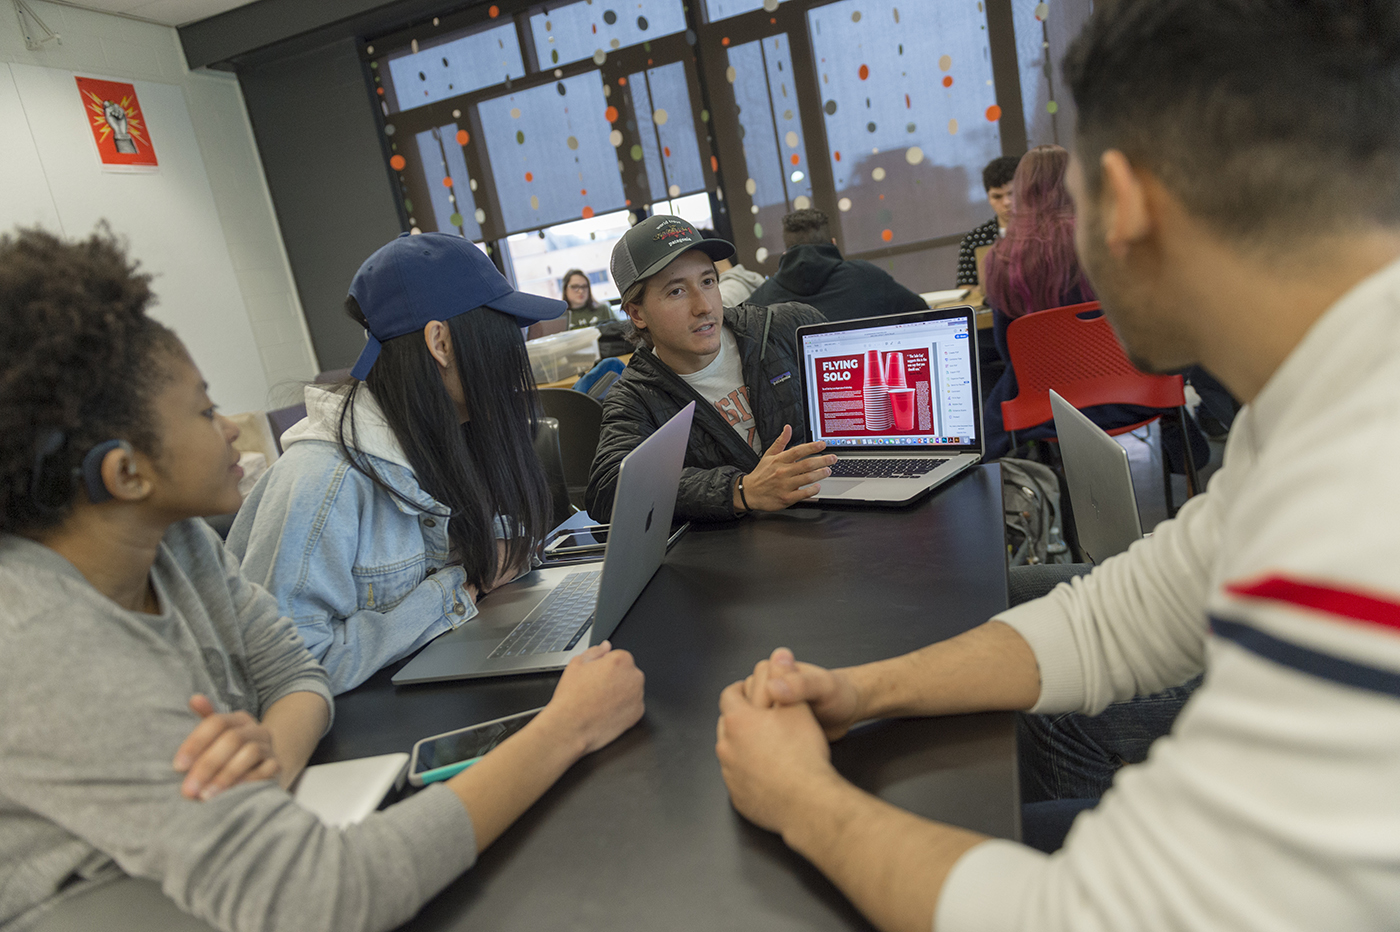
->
xmin=736 ymin=425 xmax=837 ymax=512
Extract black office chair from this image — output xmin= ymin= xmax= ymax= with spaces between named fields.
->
xmin=533 ymin=416 xmax=576 ymax=530
xmin=538 ymin=388 xmax=605 ymax=511
xmin=266 ymin=403 xmax=307 ymax=455
xmin=314 ymin=367 xmax=352 ymax=384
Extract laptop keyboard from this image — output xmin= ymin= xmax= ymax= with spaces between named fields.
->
xmin=828 ymin=458 xmax=948 ymax=480
xmin=488 ymin=570 xmax=601 ymax=658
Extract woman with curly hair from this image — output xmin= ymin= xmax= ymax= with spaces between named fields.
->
xmin=0 ymin=227 xmax=643 ymax=932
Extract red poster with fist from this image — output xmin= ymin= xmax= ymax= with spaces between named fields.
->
xmin=812 ymin=348 xmax=938 ymax=438
xmin=76 ymin=77 xmax=158 ymax=168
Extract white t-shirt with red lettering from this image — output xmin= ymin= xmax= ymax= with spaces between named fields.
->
xmin=677 ymin=326 xmax=762 ymax=453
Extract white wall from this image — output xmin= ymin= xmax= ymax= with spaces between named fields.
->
xmin=0 ymin=1 xmax=317 ymax=413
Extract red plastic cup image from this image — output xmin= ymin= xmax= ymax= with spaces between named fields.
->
xmin=884 ymin=352 xmax=907 ymax=389
xmin=865 ymin=349 xmax=885 ymax=388
xmin=888 ymin=388 xmax=915 ymax=431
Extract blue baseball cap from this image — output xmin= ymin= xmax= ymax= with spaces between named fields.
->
xmin=349 ymin=232 xmax=565 ymax=380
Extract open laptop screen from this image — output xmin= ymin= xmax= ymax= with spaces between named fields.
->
xmin=797 ymin=307 xmax=981 ymax=451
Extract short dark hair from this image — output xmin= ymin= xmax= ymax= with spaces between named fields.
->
xmin=982 ymin=156 xmax=1022 ymax=192
xmin=781 ymin=209 xmax=831 ymax=249
xmin=0 ymin=226 xmax=182 ymax=533
xmin=1064 ymin=0 xmax=1400 ymax=242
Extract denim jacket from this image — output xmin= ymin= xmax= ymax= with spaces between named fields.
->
xmin=227 ymin=385 xmax=478 ymax=694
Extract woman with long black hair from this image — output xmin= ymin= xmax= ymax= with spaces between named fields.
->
xmin=229 ymin=233 xmax=565 ymax=693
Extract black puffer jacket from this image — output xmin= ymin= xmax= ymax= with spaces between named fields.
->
xmin=585 ymin=301 xmax=825 ymax=522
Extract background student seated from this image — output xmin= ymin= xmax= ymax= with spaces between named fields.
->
xmin=956 ymin=155 xmax=1021 ymax=289
xmin=527 ymin=268 xmax=613 ymax=339
xmin=585 ymin=215 xmax=836 ymax=522
xmin=229 ymin=233 xmax=564 ymax=694
xmin=715 ymin=1 xmax=1400 ymax=929
xmin=0 ymin=227 xmax=645 ymax=932
xmin=746 ymin=209 xmax=928 ymax=322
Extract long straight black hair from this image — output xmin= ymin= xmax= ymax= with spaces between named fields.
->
xmin=337 ymin=298 xmax=549 ymax=592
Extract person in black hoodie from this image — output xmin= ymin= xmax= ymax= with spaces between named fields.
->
xmin=746 ymin=209 xmax=929 ymax=322
xmin=585 ymin=216 xmax=837 ymax=523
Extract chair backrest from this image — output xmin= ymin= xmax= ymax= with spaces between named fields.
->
xmin=532 ymin=416 xmax=575 ymax=529
xmin=538 ymin=388 xmax=605 ymax=509
xmin=266 ymin=403 xmax=309 ymax=455
xmin=1001 ymin=301 xmax=1185 ymax=432
xmin=313 ymin=368 xmax=352 ymax=385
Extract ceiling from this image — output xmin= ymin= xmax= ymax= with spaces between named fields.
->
xmin=58 ymin=0 xmax=263 ymax=28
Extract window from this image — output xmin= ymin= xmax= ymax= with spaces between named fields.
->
xmin=726 ymin=33 xmax=814 ymax=263
xmin=380 ymin=22 xmax=524 ymax=113
xmin=807 ymin=0 xmax=1002 ymax=252
xmin=627 ymin=62 xmax=707 ymax=203
xmin=1015 ymin=0 xmax=1094 ymax=147
xmin=478 ymin=72 xmax=628 ymax=235
xmin=412 ymin=123 xmax=483 ymax=238
xmin=502 ymin=208 xmax=636 ymax=302
xmin=651 ymin=191 xmax=713 ymax=230
xmin=529 ymin=0 xmax=688 ymax=69
xmin=702 ymin=0 xmax=794 ymax=23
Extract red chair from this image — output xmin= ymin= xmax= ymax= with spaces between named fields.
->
xmin=1001 ymin=301 xmax=1201 ymax=515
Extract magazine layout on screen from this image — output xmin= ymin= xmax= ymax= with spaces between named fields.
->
xmin=802 ymin=316 xmax=978 ymax=448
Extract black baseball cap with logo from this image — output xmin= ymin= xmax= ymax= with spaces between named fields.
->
xmin=610 ymin=215 xmax=736 ymax=299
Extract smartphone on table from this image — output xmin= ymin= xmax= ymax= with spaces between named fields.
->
xmin=543 ymin=524 xmax=610 ymax=558
xmin=408 ymin=707 xmax=545 ymax=787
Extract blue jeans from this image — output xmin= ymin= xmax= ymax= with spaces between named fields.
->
xmin=1017 ymin=676 xmax=1203 ymax=803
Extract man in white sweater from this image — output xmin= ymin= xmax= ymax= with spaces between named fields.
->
xmin=714 ymin=1 xmax=1400 ymax=930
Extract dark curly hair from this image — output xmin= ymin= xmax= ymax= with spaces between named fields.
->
xmin=780 ymin=209 xmax=832 ymax=249
xmin=0 ymin=226 xmax=182 ymax=534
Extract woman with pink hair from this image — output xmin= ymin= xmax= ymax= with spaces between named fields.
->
xmin=980 ymin=145 xmax=1204 ymax=465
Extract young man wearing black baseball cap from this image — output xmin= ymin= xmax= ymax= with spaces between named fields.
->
xmin=584 ymin=216 xmax=837 ymax=522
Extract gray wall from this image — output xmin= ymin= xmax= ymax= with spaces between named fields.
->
xmin=238 ymin=38 xmax=403 ymax=370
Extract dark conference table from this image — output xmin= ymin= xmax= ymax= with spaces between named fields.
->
xmin=315 ymin=464 xmax=1017 ymax=932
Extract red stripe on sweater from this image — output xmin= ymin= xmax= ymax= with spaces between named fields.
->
xmin=1226 ymin=576 xmax=1400 ymax=634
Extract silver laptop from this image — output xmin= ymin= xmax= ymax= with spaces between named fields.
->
xmin=796 ymin=307 xmax=984 ymax=505
xmin=392 ymin=402 xmax=695 ymax=684
xmin=1050 ymin=389 xmax=1143 ymax=564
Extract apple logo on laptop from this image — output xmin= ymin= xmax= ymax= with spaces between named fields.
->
xmin=645 ymin=505 xmax=654 ymax=532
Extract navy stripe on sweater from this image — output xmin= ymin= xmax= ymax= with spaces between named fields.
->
xmin=1211 ymin=616 xmax=1400 ymax=698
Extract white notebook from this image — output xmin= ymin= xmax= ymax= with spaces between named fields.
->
xmin=291 ymin=753 xmax=409 ymax=828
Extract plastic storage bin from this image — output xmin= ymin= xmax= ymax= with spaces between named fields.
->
xmin=527 ymin=326 xmax=601 ymax=383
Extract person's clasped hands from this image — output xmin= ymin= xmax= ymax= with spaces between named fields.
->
xmin=715 ymin=647 xmax=858 ymax=834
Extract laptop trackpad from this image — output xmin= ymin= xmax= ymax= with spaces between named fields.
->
xmin=817 ymin=479 xmax=866 ymax=497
